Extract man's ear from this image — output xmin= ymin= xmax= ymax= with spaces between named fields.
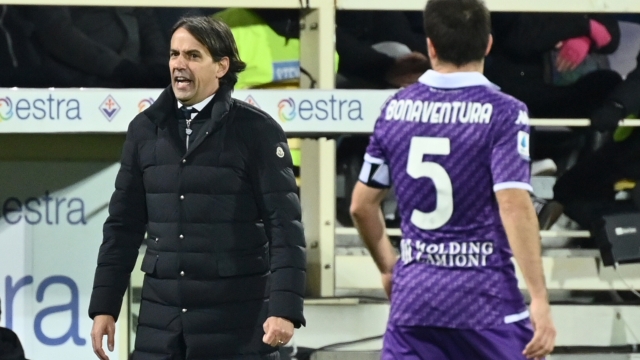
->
xmin=216 ymin=57 xmax=230 ymax=79
xmin=485 ymin=34 xmax=493 ymax=56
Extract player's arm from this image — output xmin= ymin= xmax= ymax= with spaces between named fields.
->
xmin=496 ymin=189 xmax=547 ymax=301
xmin=491 ymin=107 xmax=547 ymax=300
xmin=350 ymin=134 xmax=398 ymax=298
xmin=496 ymin=188 xmax=555 ymax=358
xmin=350 ymin=182 xmax=396 ymax=276
xmin=491 ymin=106 xmax=555 ymax=358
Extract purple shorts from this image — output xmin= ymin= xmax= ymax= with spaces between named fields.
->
xmin=382 ymin=320 xmax=542 ymax=360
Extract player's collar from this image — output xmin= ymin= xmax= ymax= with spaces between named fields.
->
xmin=418 ymin=70 xmax=500 ymax=90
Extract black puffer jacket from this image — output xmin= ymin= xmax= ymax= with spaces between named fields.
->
xmin=89 ymin=85 xmax=306 ymax=359
xmin=0 ymin=327 xmax=26 ymax=360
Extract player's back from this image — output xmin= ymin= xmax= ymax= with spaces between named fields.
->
xmin=362 ymin=70 xmax=531 ymax=329
xmin=382 ymin=71 xmax=528 ymax=246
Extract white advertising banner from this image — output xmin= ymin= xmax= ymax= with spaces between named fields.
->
xmin=0 ymin=162 xmax=126 ymax=360
xmin=0 ymin=88 xmax=396 ymax=134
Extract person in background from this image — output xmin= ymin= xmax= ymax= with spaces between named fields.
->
xmin=334 ymin=10 xmax=430 ymax=88
xmin=212 ymin=8 xmax=429 ymax=89
xmin=538 ymin=46 xmax=640 ymax=233
xmin=18 ymin=6 xmax=169 ymax=88
xmin=487 ymin=12 xmax=623 ymax=176
xmin=487 ymin=12 xmax=621 ymax=120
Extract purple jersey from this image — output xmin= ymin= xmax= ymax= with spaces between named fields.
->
xmin=359 ymin=70 xmax=532 ymax=329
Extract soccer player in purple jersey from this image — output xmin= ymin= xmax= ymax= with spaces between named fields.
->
xmin=350 ymin=0 xmax=556 ymax=359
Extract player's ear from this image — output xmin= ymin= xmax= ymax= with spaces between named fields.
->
xmin=485 ymin=34 xmax=493 ymax=56
xmin=427 ymin=38 xmax=437 ymax=61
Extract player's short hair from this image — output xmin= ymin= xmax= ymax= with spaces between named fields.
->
xmin=172 ymin=16 xmax=247 ymax=88
xmin=423 ymin=0 xmax=491 ymax=66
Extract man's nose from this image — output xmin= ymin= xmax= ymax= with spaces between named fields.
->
xmin=172 ymin=55 xmax=186 ymax=69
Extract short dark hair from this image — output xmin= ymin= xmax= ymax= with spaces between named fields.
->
xmin=423 ymin=0 xmax=491 ymax=66
xmin=172 ymin=16 xmax=247 ymax=88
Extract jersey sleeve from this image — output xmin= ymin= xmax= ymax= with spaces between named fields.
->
xmin=490 ymin=101 xmax=533 ymax=192
xmin=358 ymin=116 xmax=392 ymax=189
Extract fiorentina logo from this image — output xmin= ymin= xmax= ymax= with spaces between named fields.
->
xmin=244 ymin=95 xmax=260 ymax=109
xmin=100 ymin=95 xmax=121 ymax=122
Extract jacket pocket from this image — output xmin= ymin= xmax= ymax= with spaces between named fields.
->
xmin=140 ymin=250 xmax=159 ymax=275
xmin=217 ymin=254 xmax=269 ymax=277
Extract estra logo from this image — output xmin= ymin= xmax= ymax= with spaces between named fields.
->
xmin=138 ymin=98 xmax=155 ymax=113
xmin=277 ymin=95 xmax=364 ymax=122
xmin=0 ymin=95 xmax=81 ymax=121
xmin=278 ymin=98 xmax=296 ymax=122
xmin=0 ymin=97 xmax=13 ymax=121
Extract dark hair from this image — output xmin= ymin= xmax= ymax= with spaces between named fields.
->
xmin=423 ymin=0 xmax=491 ymax=66
xmin=172 ymin=16 xmax=247 ymax=88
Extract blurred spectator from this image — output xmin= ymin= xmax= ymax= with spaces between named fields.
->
xmin=486 ymin=13 xmax=622 ymax=119
xmin=0 ymin=297 xmax=27 ymax=360
xmin=539 ymin=42 xmax=640 ymax=233
xmin=213 ymin=8 xmax=303 ymax=89
xmin=537 ymin=129 xmax=640 ymax=235
xmin=212 ymin=9 xmax=429 ymax=89
xmin=591 ymin=40 xmax=640 ymax=133
xmin=0 ymin=5 xmax=50 ymax=87
xmin=335 ymin=10 xmax=429 ymax=88
xmin=155 ymin=7 xmax=221 ymax=42
xmin=5 ymin=6 xmax=169 ymax=88
xmin=486 ymin=13 xmax=624 ymax=175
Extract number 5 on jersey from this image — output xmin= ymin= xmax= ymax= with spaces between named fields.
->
xmin=407 ymin=137 xmax=454 ymax=230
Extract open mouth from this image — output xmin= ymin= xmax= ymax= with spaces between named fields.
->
xmin=174 ymin=76 xmax=193 ymax=89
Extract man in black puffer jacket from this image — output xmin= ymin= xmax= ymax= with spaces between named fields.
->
xmin=88 ymin=16 xmax=306 ymax=360
xmin=0 ymin=298 xmax=27 ymax=360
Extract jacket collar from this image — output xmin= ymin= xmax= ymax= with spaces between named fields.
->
xmin=176 ymin=93 xmax=215 ymax=114
xmin=144 ymin=85 xmax=234 ymax=158
xmin=145 ymin=86 xmax=232 ymax=125
xmin=418 ymin=70 xmax=500 ymax=90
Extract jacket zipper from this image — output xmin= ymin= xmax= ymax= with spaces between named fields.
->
xmin=185 ymin=119 xmax=192 ymax=151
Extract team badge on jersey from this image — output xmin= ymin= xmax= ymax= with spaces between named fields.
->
xmin=517 ymin=130 xmax=530 ymax=160
xmin=515 ymin=110 xmax=529 ymax=125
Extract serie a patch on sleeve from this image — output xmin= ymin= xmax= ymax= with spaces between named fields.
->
xmin=517 ymin=130 xmax=530 ymax=160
